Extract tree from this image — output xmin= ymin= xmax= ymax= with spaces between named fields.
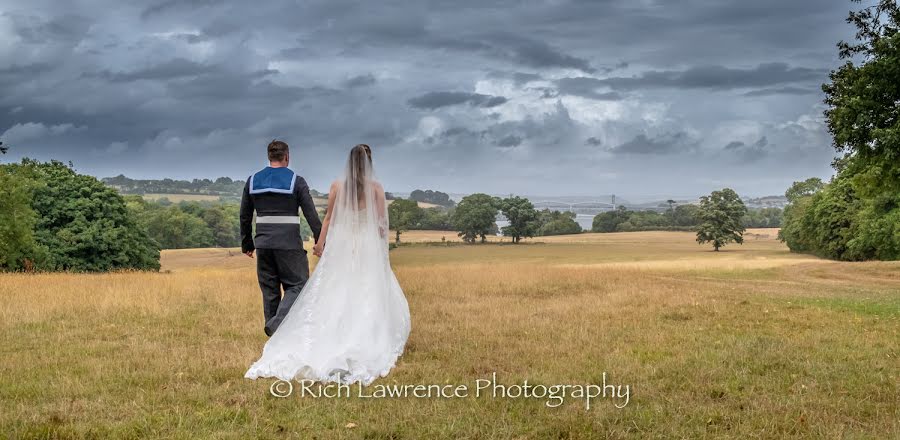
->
xmin=592 ymin=206 xmax=629 ymax=232
xmin=419 ymin=207 xmax=454 ymax=230
xmin=202 ymin=205 xmax=240 ymax=248
xmin=666 ymin=199 xmax=677 ymax=226
xmin=451 ymin=193 xmax=499 ymax=243
xmin=409 ymin=189 xmax=454 ymax=207
xmin=785 ymin=178 xmax=825 ymax=203
xmin=388 ymin=198 xmax=422 ymax=243
xmin=5 ymin=160 xmax=160 ymax=271
xmin=672 ymin=204 xmax=701 ymax=227
xmin=146 ymin=207 xmax=214 ymax=249
xmin=536 ymin=210 xmax=583 ymax=236
xmin=695 ymin=188 xmax=748 ymax=251
xmin=499 ymin=196 xmax=538 ymax=243
xmin=0 ymin=141 xmax=7 ymax=155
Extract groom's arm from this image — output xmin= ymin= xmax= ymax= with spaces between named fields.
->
xmin=239 ymin=179 xmax=255 ymax=255
xmin=296 ymin=177 xmax=322 ymax=244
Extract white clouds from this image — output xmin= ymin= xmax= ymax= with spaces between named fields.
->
xmin=1 ymin=122 xmax=85 ymax=143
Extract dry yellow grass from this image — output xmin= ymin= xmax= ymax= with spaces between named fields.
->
xmin=1 ymin=231 xmax=898 ymax=439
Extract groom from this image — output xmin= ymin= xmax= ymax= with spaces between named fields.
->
xmin=240 ymin=140 xmax=322 ymax=336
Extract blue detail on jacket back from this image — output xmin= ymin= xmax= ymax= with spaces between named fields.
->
xmin=250 ymin=167 xmax=296 ymax=194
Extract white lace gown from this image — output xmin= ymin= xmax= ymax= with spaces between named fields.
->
xmin=245 ymin=192 xmax=411 ymax=385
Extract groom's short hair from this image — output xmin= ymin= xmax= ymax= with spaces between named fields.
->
xmin=267 ymin=140 xmax=289 ymax=162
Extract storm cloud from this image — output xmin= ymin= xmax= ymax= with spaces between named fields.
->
xmin=408 ymin=92 xmax=508 ymax=110
xmin=0 ymin=0 xmax=857 ymax=197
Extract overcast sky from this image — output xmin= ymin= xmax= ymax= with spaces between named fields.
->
xmin=0 ymin=0 xmax=865 ymax=197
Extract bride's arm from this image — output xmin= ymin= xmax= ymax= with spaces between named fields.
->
xmin=313 ymin=181 xmax=339 ymax=256
xmin=373 ymin=181 xmax=387 ymax=238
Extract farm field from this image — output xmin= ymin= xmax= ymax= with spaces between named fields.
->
xmin=1 ymin=230 xmax=898 ymax=438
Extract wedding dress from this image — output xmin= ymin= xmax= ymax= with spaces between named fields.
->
xmin=245 ymin=151 xmax=410 ymax=385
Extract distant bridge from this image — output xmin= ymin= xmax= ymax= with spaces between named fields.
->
xmin=531 ymin=200 xmax=617 ymax=215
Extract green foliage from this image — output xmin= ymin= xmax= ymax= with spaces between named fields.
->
xmin=741 ymin=207 xmax=783 ymax=228
xmin=535 ymin=210 xmax=583 ymax=236
xmin=695 ymin=188 xmax=748 ymax=251
xmin=388 ymin=198 xmax=423 ymax=243
xmin=781 ymin=173 xmax=900 ymax=260
xmin=785 ymin=178 xmax=825 ymax=203
xmin=145 ymin=207 xmax=214 ymax=249
xmin=451 ymin=194 xmax=500 ymax=243
xmin=0 ymin=164 xmax=47 ymax=270
xmin=593 ymin=205 xmax=705 ymax=233
xmin=499 ymin=196 xmax=538 ymax=243
xmin=124 ymin=198 xmax=249 ymax=250
xmin=671 ymin=204 xmax=702 ymax=227
xmin=592 ymin=206 xmax=630 ymax=232
xmin=419 ymin=207 xmax=454 ymax=230
xmin=1 ymin=160 xmax=160 ymax=272
xmin=409 ymin=189 xmax=455 ymax=207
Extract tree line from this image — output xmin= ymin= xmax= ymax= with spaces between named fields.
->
xmin=388 ymin=194 xmax=582 ymax=243
xmin=102 ymin=174 xmax=325 ymax=199
xmin=591 ymin=204 xmax=782 ymax=233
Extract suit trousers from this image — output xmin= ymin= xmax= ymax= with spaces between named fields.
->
xmin=255 ymin=248 xmax=310 ymax=335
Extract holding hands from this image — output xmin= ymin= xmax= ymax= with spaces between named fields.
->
xmin=313 ymin=240 xmax=324 ymax=257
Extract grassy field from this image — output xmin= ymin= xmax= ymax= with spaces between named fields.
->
xmin=1 ymin=230 xmax=898 ymax=439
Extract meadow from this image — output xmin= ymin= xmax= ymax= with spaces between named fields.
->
xmin=1 ymin=230 xmax=898 ymax=439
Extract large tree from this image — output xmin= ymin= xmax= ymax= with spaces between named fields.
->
xmin=451 ymin=193 xmax=499 ymax=243
xmin=3 ymin=160 xmax=160 ymax=271
xmin=695 ymin=188 xmax=747 ymax=251
xmin=387 ymin=198 xmax=422 ymax=243
xmin=499 ymin=196 xmax=538 ymax=243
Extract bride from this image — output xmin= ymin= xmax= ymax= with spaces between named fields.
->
xmin=245 ymin=144 xmax=411 ymax=385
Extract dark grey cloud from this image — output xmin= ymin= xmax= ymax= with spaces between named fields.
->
xmin=344 ymin=74 xmax=377 ymax=88
xmin=495 ymin=135 xmax=523 ymax=148
xmin=554 ymin=77 xmax=623 ymax=100
xmin=743 ymin=86 xmax=820 ymax=97
xmin=585 ymin=137 xmax=603 ymax=147
xmin=609 ymin=132 xmax=694 ymax=155
xmin=724 ymin=136 xmax=769 ymax=162
xmin=598 ymin=63 xmax=827 ymax=91
xmin=92 ymin=58 xmax=217 ymax=82
xmin=10 ymin=13 xmax=92 ymax=45
xmin=408 ymin=92 xmax=508 ymax=110
xmin=487 ymin=34 xmax=596 ymax=73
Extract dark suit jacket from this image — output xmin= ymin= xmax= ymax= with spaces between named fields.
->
xmin=239 ymin=166 xmax=322 ymax=252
